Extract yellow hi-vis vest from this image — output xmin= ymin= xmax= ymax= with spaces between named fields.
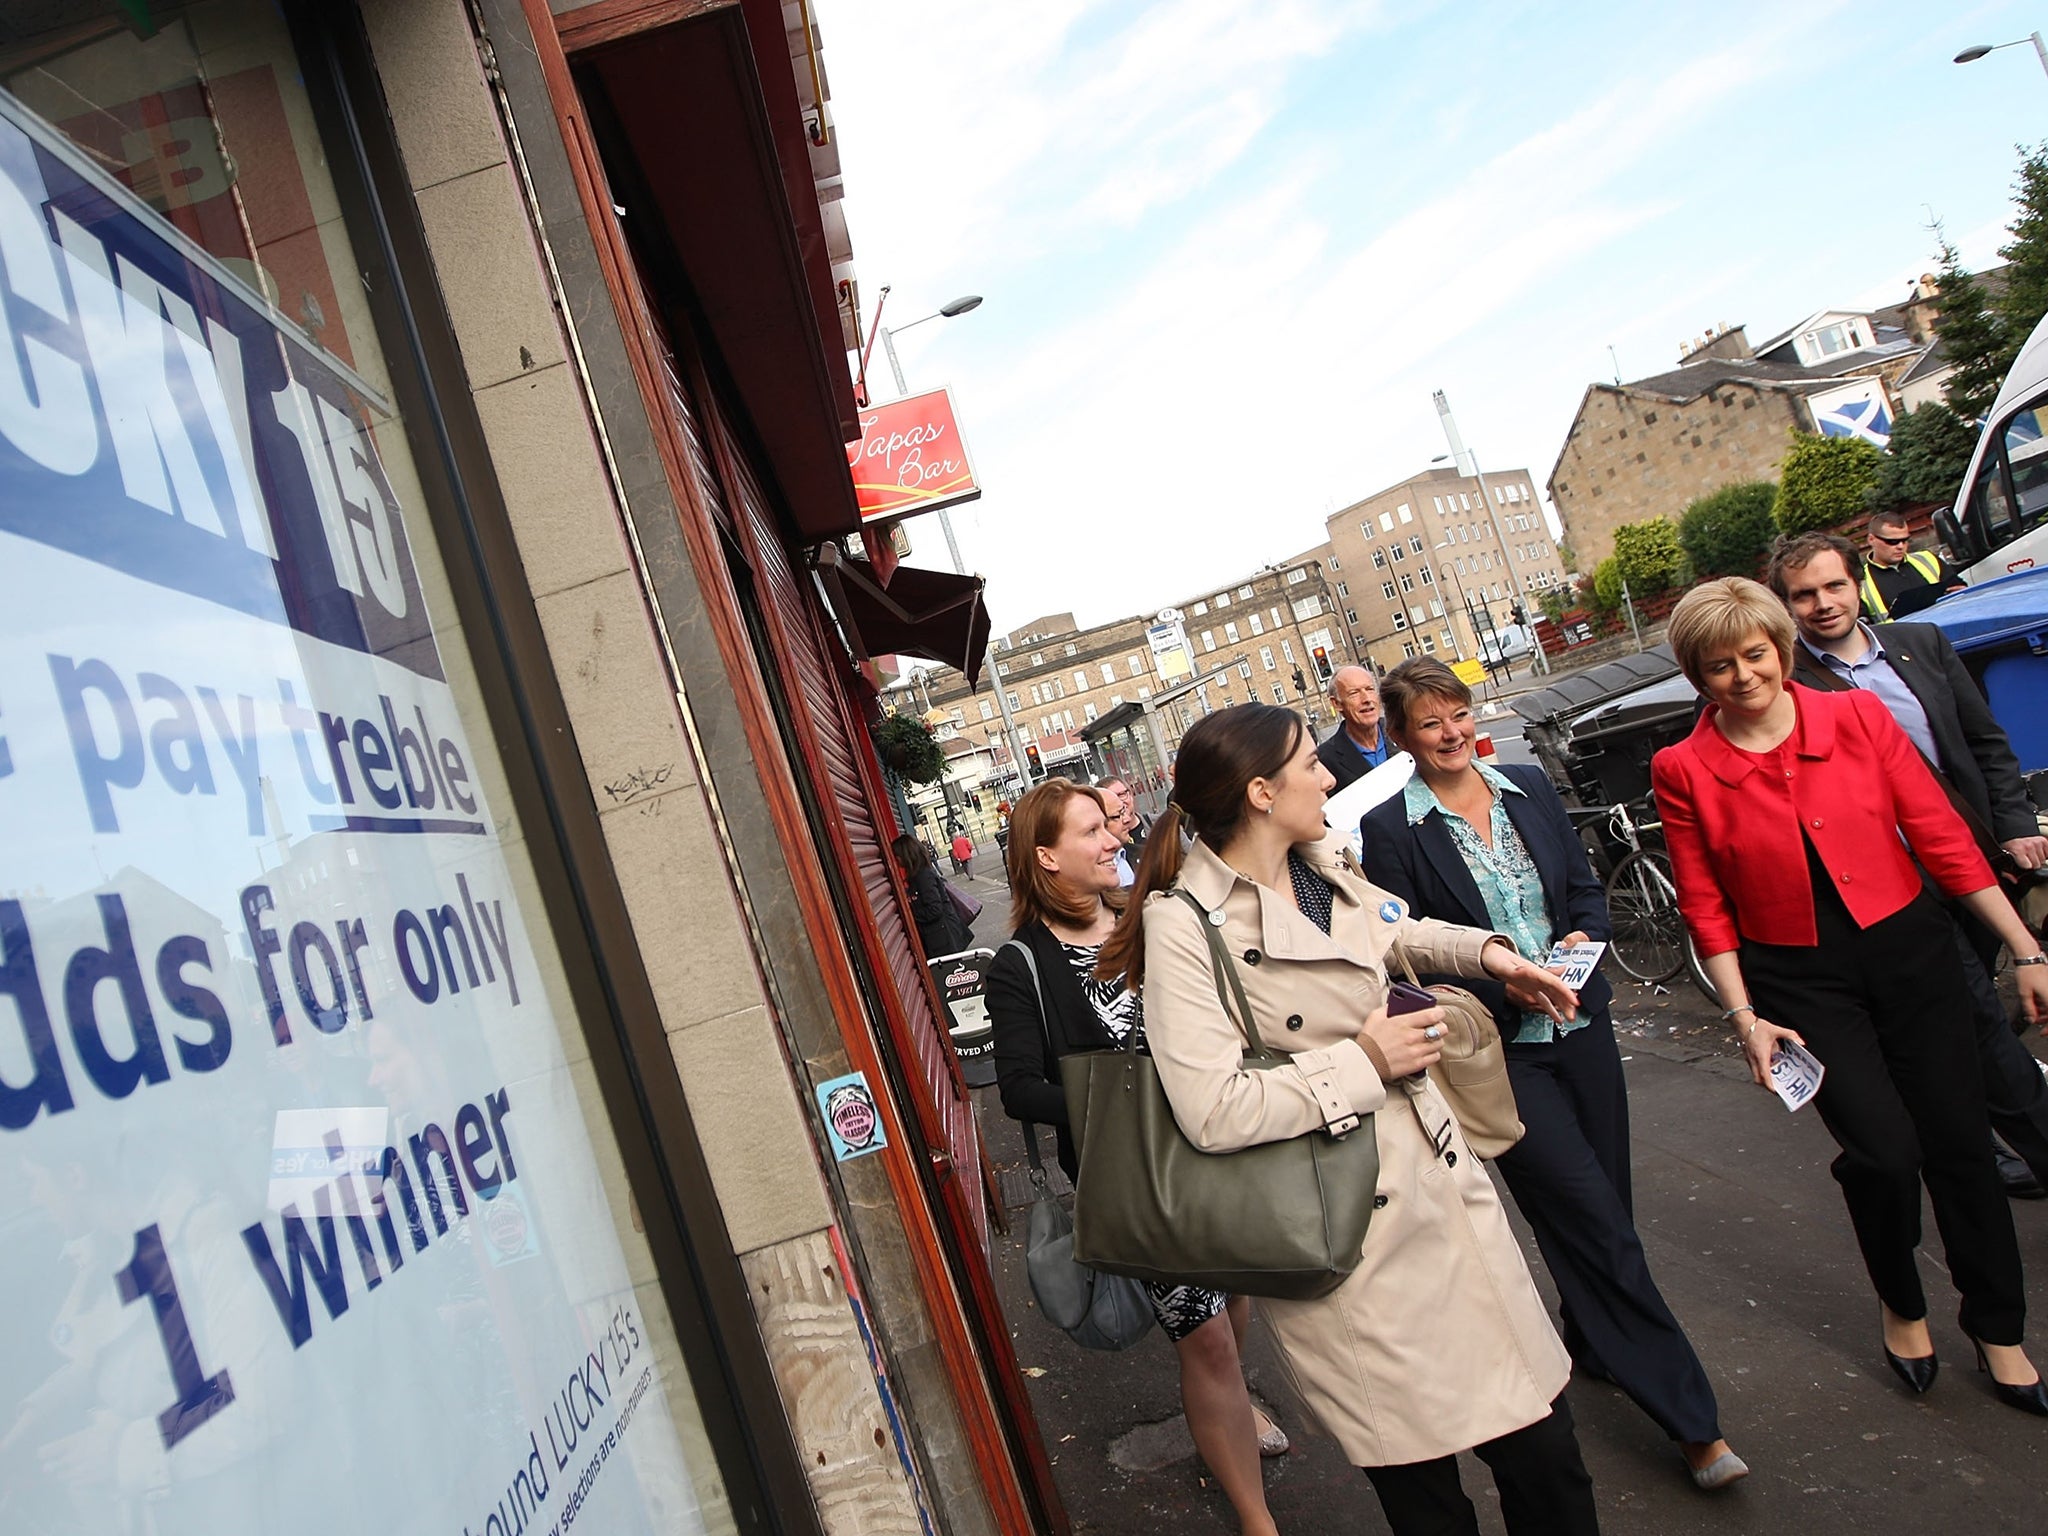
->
xmin=1860 ymin=549 xmax=1942 ymax=619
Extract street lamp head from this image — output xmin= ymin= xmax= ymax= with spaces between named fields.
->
xmin=939 ymin=295 xmax=984 ymax=318
xmin=1955 ymin=44 xmax=1995 ymax=63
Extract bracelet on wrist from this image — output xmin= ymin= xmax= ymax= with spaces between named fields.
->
xmin=1720 ymin=1004 xmax=1756 ymax=1024
xmin=2015 ymin=954 xmax=2048 ymax=969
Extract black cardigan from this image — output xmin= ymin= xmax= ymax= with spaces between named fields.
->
xmin=986 ymin=919 xmax=1125 ymax=1181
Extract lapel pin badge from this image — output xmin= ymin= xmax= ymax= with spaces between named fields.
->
xmin=1379 ymin=900 xmax=1402 ymax=923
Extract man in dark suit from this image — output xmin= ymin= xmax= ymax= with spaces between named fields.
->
xmin=1094 ymin=775 xmax=1146 ymax=886
xmin=1315 ymin=665 xmax=1393 ymax=792
xmin=1770 ymin=531 xmax=2048 ymax=1196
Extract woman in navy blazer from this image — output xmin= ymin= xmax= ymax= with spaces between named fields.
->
xmin=1654 ymin=578 xmax=2048 ymax=1415
xmin=1363 ymin=658 xmax=1744 ymax=1491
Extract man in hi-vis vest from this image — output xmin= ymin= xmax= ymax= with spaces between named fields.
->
xmin=1860 ymin=509 xmax=1964 ymax=620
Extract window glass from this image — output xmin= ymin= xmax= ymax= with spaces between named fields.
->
xmin=0 ymin=13 xmax=726 ymax=1533
xmin=2001 ymin=405 xmax=2048 ymax=535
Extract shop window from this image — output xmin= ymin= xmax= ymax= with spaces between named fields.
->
xmin=0 ymin=12 xmax=733 ymax=1530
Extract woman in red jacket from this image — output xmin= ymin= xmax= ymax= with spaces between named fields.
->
xmin=1653 ymin=578 xmax=2048 ymax=1416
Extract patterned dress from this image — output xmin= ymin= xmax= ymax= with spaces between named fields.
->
xmin=1057 ymin=938 xmax=1231 ymax=1343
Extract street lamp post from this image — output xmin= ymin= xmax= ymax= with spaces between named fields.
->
xmin=877 ymin=293 xmax=982 ymax=576
xmin=1430 ymin=396 xmax=1554 ymax=675
xmin=1955 ymin=33 xmax=2048 ymax=80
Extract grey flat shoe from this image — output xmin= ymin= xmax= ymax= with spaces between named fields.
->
xmin=1690 ymin=1450 xmax=1749 ymax=1491
xmin=1253 ymin=1408 xmax=1289 ymax=1457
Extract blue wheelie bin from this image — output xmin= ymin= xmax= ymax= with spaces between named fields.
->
xmin=1922 ymin=569 xmax=2048 ymax=775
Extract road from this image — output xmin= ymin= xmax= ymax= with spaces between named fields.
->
xmin=947 ymin=847 xmax=2048 ymax=1535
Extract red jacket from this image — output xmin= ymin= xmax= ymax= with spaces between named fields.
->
xmin=1651 ymin=683 xmax=1993 ymax=956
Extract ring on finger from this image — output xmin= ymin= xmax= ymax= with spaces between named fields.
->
xmin=1422 ymin=1025 xmax=1442 ymax=1041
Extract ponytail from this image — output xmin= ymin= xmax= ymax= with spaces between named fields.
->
xmin=1096 ymin=801 xmax=1188 ymax=992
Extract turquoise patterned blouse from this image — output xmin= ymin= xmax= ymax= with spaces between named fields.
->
xmin=1401 ymin=763 xmax=1583 ymax=1044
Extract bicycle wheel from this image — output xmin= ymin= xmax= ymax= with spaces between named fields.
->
xmin=1604 ymin=849 xmax=1688 ymax=984
xmin=1683 ymin=932 xmax=1720 ymax=1007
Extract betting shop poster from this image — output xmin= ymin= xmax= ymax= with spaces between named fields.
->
xmin=0 ymin=94 xmax=706 ymax=1534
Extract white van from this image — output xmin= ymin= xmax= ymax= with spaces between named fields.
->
xmin=1941 ymin=309 xmax=2048 ymax=580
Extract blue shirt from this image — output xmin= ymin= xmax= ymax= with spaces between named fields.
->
xmin=1402 ymin=764 xmax=1582 ymax=1044
xmin=1799 ymin=624 xmax=1940 ymax=768
xmin=1343 ymin=728 xmax=1392 ymax=771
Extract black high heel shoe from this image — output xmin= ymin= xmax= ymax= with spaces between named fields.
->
xmin=1969 ymin=1337 xmax=2048 ymax=1417
xmin=1884 ymin=1345 xmax=1938 ymax=1394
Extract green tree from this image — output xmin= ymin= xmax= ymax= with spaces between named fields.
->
xmin=1773 ymin=433 xmax=1884 ymax=534
xmin=1591 ymin=557 xmax=1624 ymax=612
xmin=1611 ymin=518 xmax=1684 ymax=593
xmin=1932 ymin=236 xmax=2012 ymax=423
xmin=1871 ymin=401 xmax=1978 ymax=510
xmin=1999 ymin=141 xmax=2048 ymax=351
xmin=1676 ymin=481 xmax=1777 ymax=577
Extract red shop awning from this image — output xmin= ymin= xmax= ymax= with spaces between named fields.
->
xmin=817 ymin=546 xmax=990 ymax=686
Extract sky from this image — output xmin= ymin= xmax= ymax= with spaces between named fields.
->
xmin=820 ymin=0 xmax=2048 ymax=633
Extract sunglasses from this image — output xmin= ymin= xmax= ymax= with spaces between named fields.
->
xmin=1870 ymin=532 xmax=1908 ymax=546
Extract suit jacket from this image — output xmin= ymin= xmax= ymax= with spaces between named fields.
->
xmin=986 ymin=919 xmax=1123 ymax=1180
xmin=1791 ymin=621 xmax=2036 ymax=844
xmin=1140 ymin=833 xmax=1567 ymax=1465
xmin=1316 ymin=725 xmax=1390 ymax=793
xmin=1359 ymin=762 xmax=1613 ymax=1035
xmin=1651 ymin=684 xmax=1992 ymax=955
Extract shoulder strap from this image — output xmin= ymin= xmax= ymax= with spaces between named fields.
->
xmin=1000 ymin=938 xmax=1059 ymax=1177
xmin=1171 ymin=888 xmax=1267 ymax=1056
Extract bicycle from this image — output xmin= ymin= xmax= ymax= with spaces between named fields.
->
xmin=1597 ymin=799 xmax=1718 ymax=1003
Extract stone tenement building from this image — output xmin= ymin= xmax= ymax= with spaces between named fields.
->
xmin=1548 ymin=302 xmax=1940 ymax=570
xmin=1320 ymin=467 xmax=1565 ymax=674
xmin=911 ymin=557 xmax=1350 ymax=775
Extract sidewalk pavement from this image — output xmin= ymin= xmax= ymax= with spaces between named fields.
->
xmin=963 ymin=939 xmax=2048 ymax=1534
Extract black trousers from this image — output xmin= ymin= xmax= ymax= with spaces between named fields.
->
xmin=1742 ymin=888 xmax=2026 ymax=1344
xmin=1494 ymin=1016 xmax=1722 ymax=1444
xmin=1954 ymin=908 xmax=2048 ymax=1185
xmin=1363 ymin=1395 xmax=1599 ymax=1536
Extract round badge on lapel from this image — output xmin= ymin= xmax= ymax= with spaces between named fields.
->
xmin=1379 ymin=900 xmax=1402 ymax=923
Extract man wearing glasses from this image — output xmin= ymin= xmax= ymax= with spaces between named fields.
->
xmin=1861 ymin=510 xmax=1964 ymax=620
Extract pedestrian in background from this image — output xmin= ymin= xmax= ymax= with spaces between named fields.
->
xmin=1316 ymin=665 xmax=1392 ymax=791
xmin=1096 ymin=774 xmax=1147 ymax=885
xmin=951 ymin=827 xmax=975 ymax=879
xmin=1654 ymin=578 xmax=2048 ymax=1415
xmin=1859 ymin=510 xmax=1963 ymax=620
xmin=894 ymin=834 xmax=973 ymax=959
xmin=1103 ymin=705 xmax=1600 ymax=1535
xmin=986 ymin=780 xmax=1286 ymax=1536
xmin=1362 ymin=658 xmax=1745 ymax=1491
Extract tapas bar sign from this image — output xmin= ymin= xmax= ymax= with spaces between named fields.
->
xmin=847 ymin=387 xmax=982 ymax=523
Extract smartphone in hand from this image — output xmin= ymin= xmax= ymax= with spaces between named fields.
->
xmin=1386 ymin=981 xmax=1437 ymax=1016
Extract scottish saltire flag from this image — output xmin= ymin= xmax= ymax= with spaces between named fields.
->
xmin=1810 ymin=379 xmax=1893 ymax=447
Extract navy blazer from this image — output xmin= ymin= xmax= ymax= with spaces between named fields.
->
xmin=1360 ymin=762 xmax=1613 ymax=1035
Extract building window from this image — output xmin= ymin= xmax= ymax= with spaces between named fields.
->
xmin=1111 ymin=693 xmax=1124 ymax=705
xmin=1224 ymin=621 xmax=1240 ymax=643
xmin=1193 ymin=600 xmax=1208 ymax=615
xmin=997 ymin=660 xmax=1010 ymax=676
xmin=1238 ymin=660 xmax=1253 ymax=680
xmin=1102 ymin=663 xmax=1116 ymax=685
xmin=1328 ymin=555 xmax=1340 ymax=569
xmin=1379 ymin=511 xmax=1395 ymax=532
xmin=1335 ymin=581 xmax=1349 ymax=597
xmin=1432 ymin=496 xmax=1444 ymax=515
xmin=979 ymin=700 xmax=994 ymax=720
xmin=1007 ymin=692 xmax=1021 ymax=708
xmin=1282 ymin=639 xmax=1297 ymax=662
xmin=1272 ymin=683 xmax=1288 ymax=704
xmin=1137 ymin=687 xmax=1150 ymax=699
xmin=1030 ymin=684 xmax=1042 ymax=705
xmin=1382 ymin=581 xmax=1397 ymax=600
xmin=1065 ymin=642 xmax=1077 ymax=655
xmin=1345 ymin=608 xmax=1358 ymax=624
xmin=1248 ymin=611 xmax=1264 ymax=634
xmin=1359 ymin=521 xmax=1375 ymax=540
xmin=1269 ymin=607 xmax=1282 ymax=628
xmin=1372 ymin=548 xmax=1388 ymax=569
xmin=1409 ymin=536 xmax=1424 ymax=554
xmin=1202 ymin=630 xmax=1217 ymax=651
xmin=1239 ymin=585 xmax=1254 ymax=599
xmin=1441 ymin=631 xmax=1456 ymax=652
xmin=1128 ymin=656 xmax=1144 ymax=676
xmin=1398 ymin=503 xmax=1414 ymax=523
xmin=1403 ymin=641 xmax=1419 ymax=658
xmin=1420 ymin=632 xmax=1437 ymax=653
xmin=1459 ymin=492 xmax=1472 ymax=510
xmin=1419 ymin=567 xmax=1435 ymax=586
xmin=1398 ymin=573 xmax=1415 ymax=594
xmin=1084 ymin=702 xmax=1098 ymax=723
xmin=1288 ymin=567 xmax=1309 ymax=582
xmin=1291 ymin=597 xmax=1324 ymax=621
xmin=1392 ymin=611 xmax=1410 ymax=631
xmin=1073 ymin=671 xmax=1088 ymax=694
xmin=1031 ymin=652 xmax=1043 ymax=666
xmin=1429 ymin=600 xmax=1444 ymax=617
xmin=1390 ymin=545 xmax=1407 ymax=564
xmin=1215 ymin=591 xmax=1231 ymax=607
xmin=1260 ymin=646 xmax=1276 ymax=670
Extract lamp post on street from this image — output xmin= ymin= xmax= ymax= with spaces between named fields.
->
xmin=1954 ymin=33 xmax=2048 ymax=81
xmin=1430 ymin=393 xmax=1553 ymax=674
xmin=876 ymin=292 xmax=983 ymax=575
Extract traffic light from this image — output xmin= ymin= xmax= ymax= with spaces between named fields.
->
xmin=1023 ymin=741 xmax=1042 ymax=779
xmin=1311 ymin=646 xmax=1332 ymax=681
xmin=1291 ymin=666 xmax=1308 ymax=694
xmin=1510 ymin=601 xmax=1528 ymax=626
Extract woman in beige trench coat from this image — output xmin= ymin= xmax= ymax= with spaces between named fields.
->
xmin=1100 ymin=704 xmax=1600 ymax=1536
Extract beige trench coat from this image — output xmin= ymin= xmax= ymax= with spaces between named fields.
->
xmin=1142 ymin=832 xmax=1570 ymax=1467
